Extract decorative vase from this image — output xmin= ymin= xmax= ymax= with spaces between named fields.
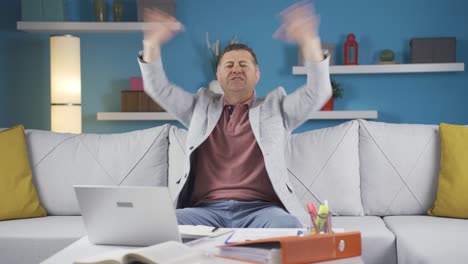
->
xmin=94 ymin=0 xmax=106 ymax=22
xmin=344 ymin=33 xmax=358 ymax=65
xmin=113 ymin=0 xmax=123 ymax=22
xmin=321 ymin=98 xmax=334 ymax=111
xmin=209 ymin=80 xmax=224 ymax=94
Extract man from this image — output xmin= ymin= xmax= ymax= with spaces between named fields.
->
xmin=138 ymin=2 xmax=332 ymax=228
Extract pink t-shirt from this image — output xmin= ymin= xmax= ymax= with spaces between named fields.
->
xmin=191 ymin=96 xmax=280 ymax=205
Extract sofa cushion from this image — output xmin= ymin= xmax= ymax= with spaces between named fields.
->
xmin=333 ymin=216 xmax=397 ymax=264
xmin=0 ymin=216 xmax=85 ymax=264
xmin=359 ymin=120 xmax=439 ymax=216
xmin=0 ymin=125 xmax=47 ymax=220
xmin=384 ymin=215 xmax=468 ymax=264
xmin=286 ymin=120 xmax=364 ymax=216
xmin=26 ymin=125 xmax=170 ymax=215
xmin=428 ymin=123 xmax=468 ymax=218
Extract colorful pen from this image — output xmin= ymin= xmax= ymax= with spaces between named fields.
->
xmin=306 ymin=202 xmax=319 ymax=234
xmin=315 ymin=200 xmax=329 ymax=232
xmin=307 ymin=202 xmax=318 ymax=215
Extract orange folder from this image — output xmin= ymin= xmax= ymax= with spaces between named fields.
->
xmin=219 ymin=231 xmax=361 ymax=264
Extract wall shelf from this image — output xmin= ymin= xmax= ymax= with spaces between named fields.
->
xmin=308 ymin=110 xmax=378 ymax=119
xmin=96 ymin=111 xmax=378 ymax=121
xmin=97 ymin=112 xmax=174 ymax=121
xmin=293 ymin=63 xmax=465 ymax=75
xmin=17 ymin=21 xmax=182 ymax=33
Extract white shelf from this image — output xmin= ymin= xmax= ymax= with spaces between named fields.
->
xmin=17 ymin=21 xmax=182 ymax=33
xmin=97 ymin=111 xmax=378 ymax=121
xmin=97 ymin=112 xmax=174 ymax=120
xmin=308 ymin=110 xmax=378 ymax=119
xmin=293 ymin=63 xmax=465 ymax=75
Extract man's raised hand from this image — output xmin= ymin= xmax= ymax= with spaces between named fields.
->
xmin=143 ymin=8 xmax=183 ymax=62
xmin=273 ymin=1 xmax=323 ymax=62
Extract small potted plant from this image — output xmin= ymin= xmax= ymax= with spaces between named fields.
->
xmin=321 ymin=79 xmax=343 ymax=111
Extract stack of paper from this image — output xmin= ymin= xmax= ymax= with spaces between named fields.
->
xmin=178 ymin=225 xmax=232 ymax=239
xmin=225 ymin=228 xmax=304 ymax=244
xmin=219 ymin=246 xmax=281 ymax=264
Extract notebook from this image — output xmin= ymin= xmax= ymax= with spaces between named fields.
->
xmin=74 ymin=185 xmax=181 ymax=246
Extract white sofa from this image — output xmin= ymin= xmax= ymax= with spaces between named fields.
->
xmin=1 ymin=120 xmax=467 ymax=264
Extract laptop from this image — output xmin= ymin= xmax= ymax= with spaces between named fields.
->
xmin=74 ymin=185 xmax=182 ymax=246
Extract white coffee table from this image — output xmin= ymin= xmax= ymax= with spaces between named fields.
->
xmin=41 ymin=232 xmax=364 ymax=264
xmin=41 ymin=233 xmax=243 ymax=264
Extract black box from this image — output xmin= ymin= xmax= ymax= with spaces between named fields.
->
xmin=410 ymin=37 xmax=456 ymax=63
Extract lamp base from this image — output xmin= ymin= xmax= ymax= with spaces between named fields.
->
xmin=51 ymin=105 xmax=81 ymax=133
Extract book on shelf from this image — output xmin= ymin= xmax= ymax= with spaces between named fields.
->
xmin=218 ymin=231 xmax=361 ymax=264
xmin=73 ymin=240 xmax=208 ymax=264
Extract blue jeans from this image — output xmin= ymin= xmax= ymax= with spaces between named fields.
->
xmin=176 ymin=200 xmax=302 ymax=228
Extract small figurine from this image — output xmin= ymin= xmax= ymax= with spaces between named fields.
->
xmin=379 ymin=49 xmax=398 ymax=64
xmin=344 ymin=33 xmax=358 ymax=65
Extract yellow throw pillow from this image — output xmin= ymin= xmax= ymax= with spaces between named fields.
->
xmin=0 ymin=125 xmax=47 ymax=220
xmin=428 ymin=123 xmax=468 ymax=218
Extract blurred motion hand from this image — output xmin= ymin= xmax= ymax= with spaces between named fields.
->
xmin=143 ymin=8 xmax=183 ymax=62
xmin=273 ymin=1 xmax=323 ymax=62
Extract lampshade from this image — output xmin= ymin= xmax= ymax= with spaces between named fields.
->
xmin=50 ymin=35 xmax=81 ymax=133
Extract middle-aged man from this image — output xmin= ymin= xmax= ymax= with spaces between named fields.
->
xmin=138 ymin=1 xmax=332 ymax=228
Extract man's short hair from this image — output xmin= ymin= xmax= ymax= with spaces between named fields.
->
xmin=218 ymin=43 xmax=258 ymax=66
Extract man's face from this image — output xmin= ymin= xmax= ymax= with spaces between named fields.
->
xmin=216 ymin=50 xmax=260 ymax=96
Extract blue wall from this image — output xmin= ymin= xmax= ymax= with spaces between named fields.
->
xmin=1 ymin=0 xmax=467 ymax=133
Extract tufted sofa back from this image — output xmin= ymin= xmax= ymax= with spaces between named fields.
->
xmin=24 ymin=119 xmax=441 ymax=218
xmin=286 ymin=119 xmax=440 ymax=217
xmin=26 ymin=125 xmax=170 ymax=215
xmin=358 ymin=120 xmax=440 ymax=216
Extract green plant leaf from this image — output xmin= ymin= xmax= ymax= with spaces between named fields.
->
xmin=331 ymin=79 xmax=344 ymax=99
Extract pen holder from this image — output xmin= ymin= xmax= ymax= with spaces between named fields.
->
xmin=310 ymin=213 xmax=332 ymax=234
